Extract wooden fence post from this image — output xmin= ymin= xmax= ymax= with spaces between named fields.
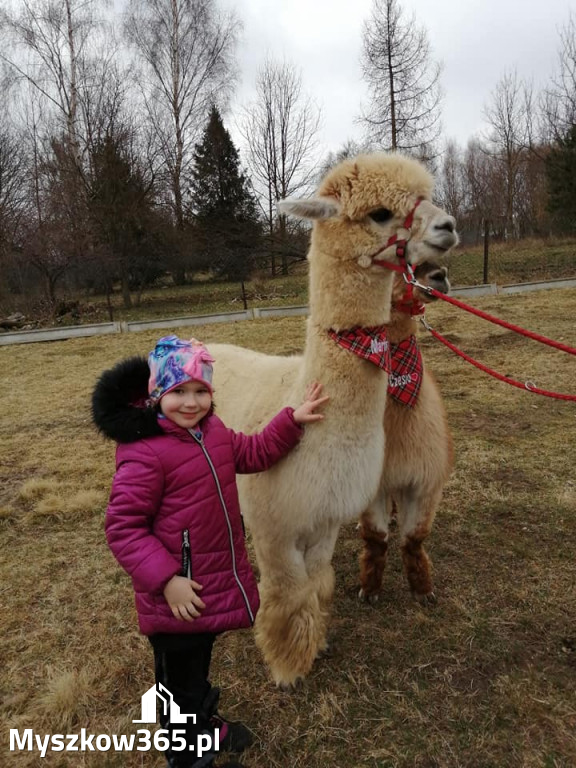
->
xmin=483 ymin=218 xmax=490 ymax=284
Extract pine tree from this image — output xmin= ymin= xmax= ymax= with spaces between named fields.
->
xmin=546 ymin=124 xmax=576 ymax=234
xmin=189 ymin=106 xmax=261 ymax=281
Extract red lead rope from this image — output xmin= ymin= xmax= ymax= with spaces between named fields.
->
xmin=425 ymin=287 xmax=576 ymax=357
xmin=417 ymin=286 xmax=576 ymax=401
xmin=366 ymin=203 xmax=576 ymax=400
xmin=421 ymin=318 xmax=576 ymax=402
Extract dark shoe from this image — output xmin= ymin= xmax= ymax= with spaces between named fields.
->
xmin=202 ymin=687 xmax=254 ymax=754
xmin=165 ymin=749 xmax=217 ymax=768
xmin=212 ymin=714 xmax=255 ymax=753
xmin=183 ymin=761 xmax=245 ymax=768
xmin=216 ymin=762 xmax=247 ymax=768
xmin=165 ymin=753 xmax=247 ymax=768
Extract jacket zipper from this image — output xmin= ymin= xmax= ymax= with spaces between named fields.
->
xmin=189 ymin=429 xmax=255 ymax=624
xmin=181 ymin=530 xmax=192 ymax=579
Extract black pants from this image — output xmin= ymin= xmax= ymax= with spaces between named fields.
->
xmin=149 ymin=633 xmax=218 ymax=768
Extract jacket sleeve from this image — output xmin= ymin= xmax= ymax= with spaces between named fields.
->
xmin=105 ymin=442 xmax=181 ymax=595
xmin=230 ymin=407 xmax=303 ymax=474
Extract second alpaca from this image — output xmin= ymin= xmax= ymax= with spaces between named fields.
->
xmin=358 ymin=262 xmax=454 ymax=605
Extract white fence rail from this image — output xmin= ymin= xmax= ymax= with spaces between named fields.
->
xmin=2 ymin=277 xmax=575 ymax=347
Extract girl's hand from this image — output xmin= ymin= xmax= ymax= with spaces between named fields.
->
xmin=163 ymin=575 xmax=206 ymax=621
xmin=292 ymin=381 xmax=329 ymax=424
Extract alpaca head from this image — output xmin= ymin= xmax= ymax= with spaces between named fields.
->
xmin=391 ymin=260 xmax=451 ymax=307
xmin=279 ymin=153 xmax=458 ymax=272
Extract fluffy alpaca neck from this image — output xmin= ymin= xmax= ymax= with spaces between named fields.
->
xmin=386 ymin=309 xmax=418 ymax=344
xmin=307 ymin=248 xmax=395 ymax=332
xmin=296 ymin=256 xmax=390 ymax=525
xmin=300 ymin=248 xmax=393 ymax=410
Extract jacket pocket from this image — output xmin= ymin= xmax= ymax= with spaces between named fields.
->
xmin=181 ymin=529 xmax=192 ymax=579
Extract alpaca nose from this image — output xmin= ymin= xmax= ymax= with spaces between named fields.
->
xmin=435 ymin=216 xmax=456 ymax=234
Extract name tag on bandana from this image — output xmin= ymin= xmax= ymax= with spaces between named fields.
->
xmin=388 ymin=335 xmax=423 ymax=407
xmin=328 ymin=326 xmax=391 ymax=372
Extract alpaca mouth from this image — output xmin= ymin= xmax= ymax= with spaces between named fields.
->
xmin=426 ymin=277 xmax=450 ymax=295
xmin=425 ymin=242 xmax=452 ymax=253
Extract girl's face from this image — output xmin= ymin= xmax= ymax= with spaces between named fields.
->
xmin=160 ymin=379 xmax=212 ymax=429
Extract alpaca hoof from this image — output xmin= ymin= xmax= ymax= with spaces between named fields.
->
xmin=358 ymin=588 xmax=379 ymax=605
xmin=316 ymin=640 xmax=333 ymax=659
xmin=277 ymin=677 xmax=304 ymax=693
xmin=413 ymin=591 xmax=437 ymax=606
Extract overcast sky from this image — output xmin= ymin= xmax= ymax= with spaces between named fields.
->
xmin=223 ymin=0 xmax=574 ymax=157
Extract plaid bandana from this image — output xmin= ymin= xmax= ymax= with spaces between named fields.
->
xmin=328 ymin=326 xmax=392 ymax=372
xmin=388 ymin=335 xmax=423 ymax=407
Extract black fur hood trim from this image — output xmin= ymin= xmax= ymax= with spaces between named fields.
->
xmin=92 ymin=356 xmax=162 ymax=443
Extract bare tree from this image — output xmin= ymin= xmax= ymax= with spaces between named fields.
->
xmin=483 ymin=71 xmax=532 ymax=238
xmin=436 ymin=139 xmax=467 ymax=223
xmin=124 ymin=0 xmax=239 ymax=245
xmin=459 ymin=139 xmax=504 ymax=243
xmin=0 ymin=117 xmax=27 ymax=241
xmin=542 ymin=14 xmax=576 ymax=141
xmin=80 ymin=54 xmax=130 ymax=158
xmin=239 ymin=57 xmax=321 ymax=275
xmin=1 ymin=1 xmax=167 ymax=308
xmin=360 ymin=0 xmax=442 ymax=157
xmin=0 ymin=112 xmax=28 ymax=300
xmin=29 ymin=110 xmax=89 ymax=306
xmin=0 ymin=0 xmax=109 ymax=166
xmin=316 ymin=138 xmax=370 ymax=181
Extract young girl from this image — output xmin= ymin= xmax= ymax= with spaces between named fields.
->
xmin=92 ymin=335 xmax=328 ymax=768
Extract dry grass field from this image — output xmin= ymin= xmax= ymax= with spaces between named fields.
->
xmin=1 ymin=287 xmax=576 ymax=767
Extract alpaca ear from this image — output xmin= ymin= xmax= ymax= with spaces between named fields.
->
xmin=277 ymin=196 xmax=341 ymax=221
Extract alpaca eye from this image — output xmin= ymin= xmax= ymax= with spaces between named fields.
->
xmin=368 ymin=208 xmax=393 ymax=223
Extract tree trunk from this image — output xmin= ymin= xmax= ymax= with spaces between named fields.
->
xmin=172 ymin=177 xmax=187 ymax=285
xmin=279 ymin=213 xmax=288 ymax=276
xmin=47 ymin=273 xmax=58 ymax=311
xmin=387 ymin=7 xmax=397 ymax=151
xmin=268 ymin=182 xmax=276 ymax=277
xmin=105 ymin=281 xmax=114 ymax=321
xmin=120 ymin=272 xmax=132 ymax=309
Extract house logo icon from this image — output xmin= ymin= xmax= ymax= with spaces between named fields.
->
xmin=133 ymin=683 xmax=197 ymax=725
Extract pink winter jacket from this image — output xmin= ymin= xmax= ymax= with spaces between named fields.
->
xmin=105 ymin=408 xmax=303 ymax=636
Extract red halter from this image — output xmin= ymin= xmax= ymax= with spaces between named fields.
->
xmin=370 ymin=198 xmax=426 ymax=315
xmin=393 ymin=280 xmax=426 ymax=316
xmin=370 ymin=197 xmax=423 ymax=273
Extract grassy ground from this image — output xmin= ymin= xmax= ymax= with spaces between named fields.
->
xmin=1 ymin=288 xmax=576 ymax=767
xmin=448 ymin=237 xmax=576 ymax=287
xmin=99 ymin=274 xmax=311 ymax=323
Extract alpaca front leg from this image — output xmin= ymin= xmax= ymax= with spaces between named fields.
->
xmin=255 ymin=574 xmax=324 ymax=688
xmin=303 ymin=524 xmax=339 ymax=657
xmin=313 ymin=563 xmax=335 ymax=658
xmin=396 ymin=490 xmax=440 ymax=604
xmin=358 ymin=494 xmax=393 ymax=603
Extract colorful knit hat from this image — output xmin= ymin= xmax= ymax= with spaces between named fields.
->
xmin=148 ymin=335 xmax=215 ymax=403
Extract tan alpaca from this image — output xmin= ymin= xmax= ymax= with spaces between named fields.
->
xmin=210 ymin=153 xmax=458 ymax=687
xmin=358 ymin=263 xmax=454 ymax=605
